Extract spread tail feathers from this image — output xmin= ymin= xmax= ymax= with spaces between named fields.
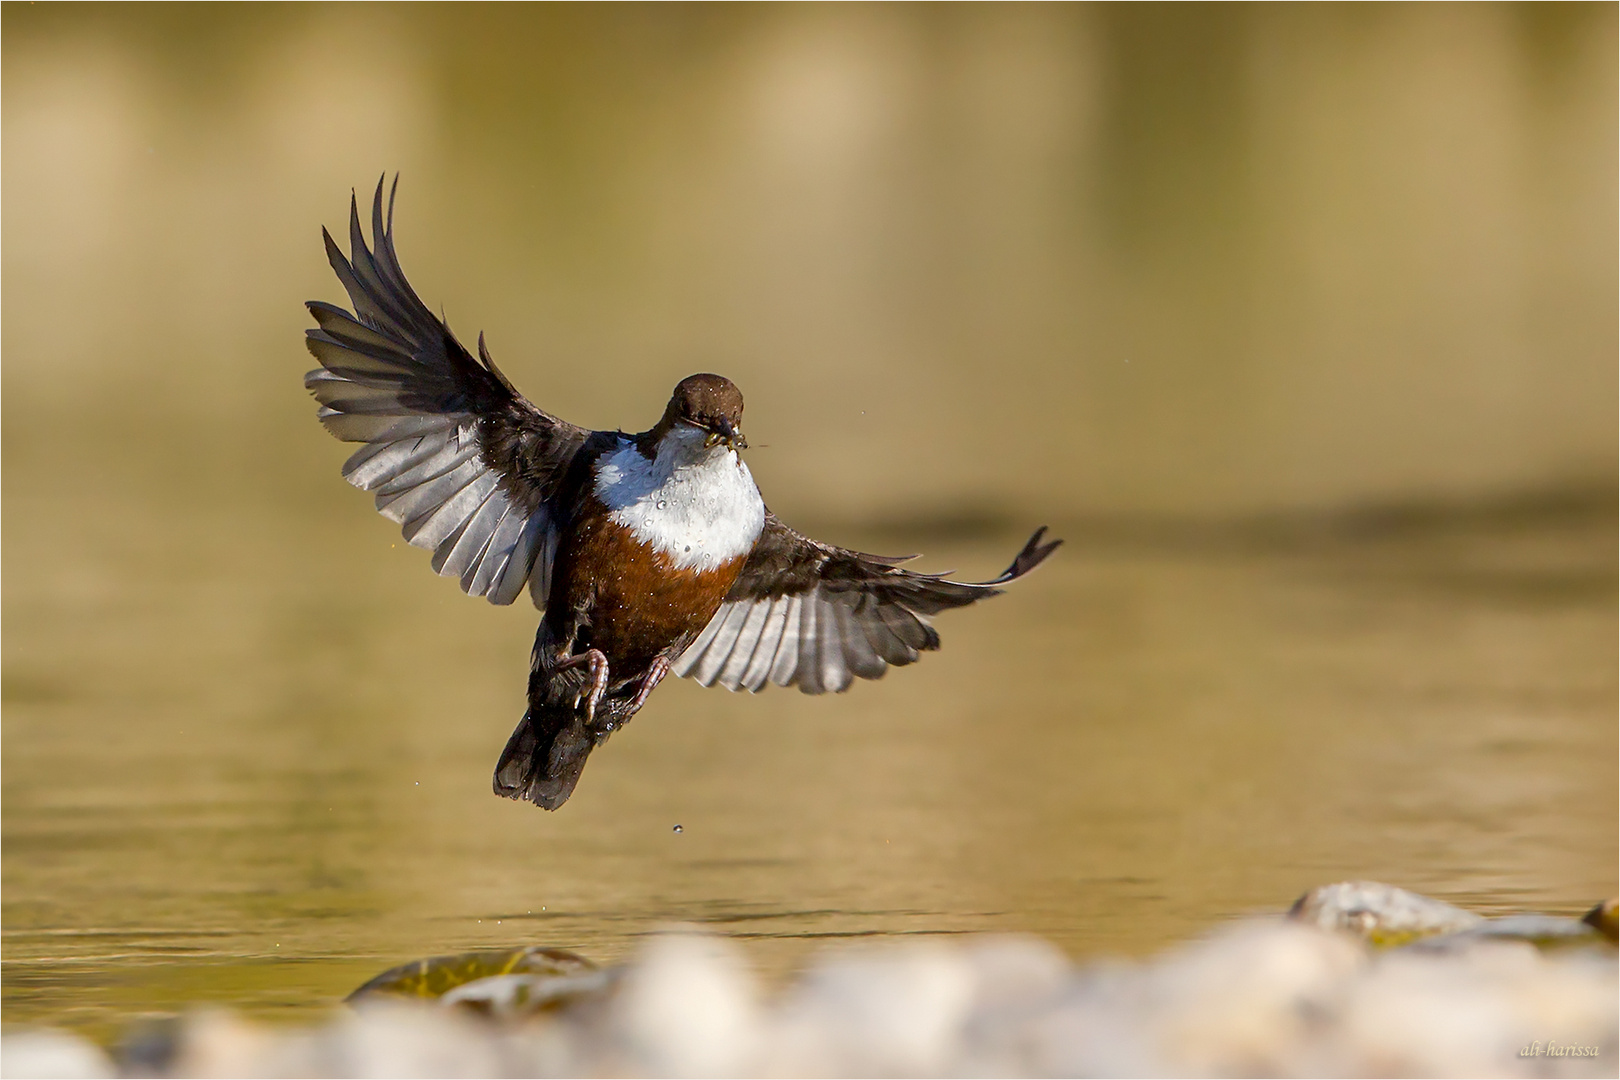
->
xmin=493 ymin=706 xmax=597 ymax=810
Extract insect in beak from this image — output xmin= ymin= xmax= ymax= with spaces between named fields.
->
xmin=704 ymin=421 xmax=746 ymax=451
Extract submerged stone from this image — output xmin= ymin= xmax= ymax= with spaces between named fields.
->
xmin=1413 ymin=913 xmax=1614 ymax=951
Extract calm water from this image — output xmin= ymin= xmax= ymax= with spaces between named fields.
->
xmin=4 ymin=462 xmax=1614 ymax=1036
xmin=2 ymin=3 xmax=1615 ymax=1042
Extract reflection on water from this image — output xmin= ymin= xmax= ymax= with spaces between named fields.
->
xmin=4 ymin=468 xmax=1614 ymax=1035
xmin=2 ymin=4 xmax=1614 ymax=518
xmin=2 ymin=3 xmax=1615 ymax=1040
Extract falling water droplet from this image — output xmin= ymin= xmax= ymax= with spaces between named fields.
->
xmin=672 ymin=824 xmax=683 ymax=834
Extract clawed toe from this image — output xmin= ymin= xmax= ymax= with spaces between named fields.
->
xmin=555 ymin=647 xmax=611 ymax=724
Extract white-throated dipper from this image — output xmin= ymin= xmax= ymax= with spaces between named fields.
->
xmin=305 ymin=179 xmax=1062 ymax=810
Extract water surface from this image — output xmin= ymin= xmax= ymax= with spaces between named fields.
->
xmin=2 ymin=3 xmax=1615 ymax=1040
xmin=5 ymin=463 xmax=1614 ymax=1035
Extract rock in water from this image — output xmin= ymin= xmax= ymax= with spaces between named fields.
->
xmin=1288 ymin=880 xmax=1482 ymax=944
xmin=347 ymin=945 xmax=596 ymax=1004
xmin=1582 ymin=898 xmax=1618 ymax=942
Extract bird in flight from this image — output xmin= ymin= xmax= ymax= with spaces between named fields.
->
xmin=304 ymin=179 xmax=1061 ymax=810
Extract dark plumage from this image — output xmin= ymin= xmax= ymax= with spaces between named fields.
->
xmin=305 ymin=178 xmax=1061 ymax=809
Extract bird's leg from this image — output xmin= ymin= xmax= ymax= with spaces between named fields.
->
xmin=553 ymin=648 xmax=610 ymax=724
xmin=626 ymin=656 xmax=671 ymax=715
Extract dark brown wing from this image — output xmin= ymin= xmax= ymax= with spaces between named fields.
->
xmin=304 ymin=176 xmax=595 ymax=609
xmin=673 ymin=516 xmax=1061 ymax=694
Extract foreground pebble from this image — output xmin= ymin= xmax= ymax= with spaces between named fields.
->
xmin=5 ymin=889 xmax=1615 ymax=1078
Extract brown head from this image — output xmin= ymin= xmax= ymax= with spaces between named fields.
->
xmin=650 ymin=373 xmax=747 ymax=451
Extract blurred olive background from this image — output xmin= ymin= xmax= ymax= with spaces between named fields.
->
xmin=4 ymin=2 xmax=1615 ymax=1037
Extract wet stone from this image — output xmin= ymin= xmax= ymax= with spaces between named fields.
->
xmin=1582 ymin=899 xmax=1619 ymax=942
xmin=346 ymin=945 xmax=597 ymax=1003
xmin=14 ymin=886 xmax=1616 ymax=1079
xmin=1412 ymin=914 xmax=1613 ymax=952
xmin=1288 ymin=880 xmax=1483 ymax=945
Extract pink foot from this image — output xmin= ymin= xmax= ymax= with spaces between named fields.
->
xmin=628 ymin=656 xmax=671 ymax=714
xmin=554 ymin=648 xmax=609 ymax=724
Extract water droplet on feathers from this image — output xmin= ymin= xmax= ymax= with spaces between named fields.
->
xmin=656 ymin=500 xmax=667 ymax=509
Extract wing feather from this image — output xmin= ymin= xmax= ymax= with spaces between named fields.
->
xmin=466 ymin=503 xmax=530 ymax=597
xmin=404 ymin=470 xmax=499 ymax=549
xmin=818 ymin=599 xmax=853 ymax=692
xmin=434 ymin=485 xmax=509 ymax=579
xmin=317 ymin=410 xmax=444 ymax=444
xmin=672 ymin=605 xmax=726 ymax=679
xmin=859 ymin=604 xmax=919 ymax=666
xmin=304 ymin=333 xmax=416 ymax=381
xmin=795 ymin=593 xmax=824 ymax=694
xmin=692 ymin=602 xmax=753 ymax=687
xmin=370 ymin=434 xmax=480 ymax=497
xmin=740 ymin=595 xmax=791 ymax=692
xmin=836 ymin=601 xmax=887 ymax=681
xmin=768 ymin=595 xmax=803 ymax=687
xmin=341 ymin=431 xmax=452 ymax=491
xmin=717 ymin=599 xmax=774 ymax=691
xmin=677 ymin=517 xmax=1060 ymax=695
xmin=377 ymin=456 xmax=484 ymax=527
xmin=304 ymin=176 xmax=595 ymax=610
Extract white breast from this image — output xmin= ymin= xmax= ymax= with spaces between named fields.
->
xmin=592 ymin=427 xmax=766 ymax=572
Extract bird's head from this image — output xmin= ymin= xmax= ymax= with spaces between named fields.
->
xmin=664 ymin=373 xmax=747 ymax=452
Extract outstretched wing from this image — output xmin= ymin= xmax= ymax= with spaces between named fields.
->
xmin=674 ymin=517 xmax=1061 ymax=694
xmin=304 ymin=176 xmax=596 ymax=609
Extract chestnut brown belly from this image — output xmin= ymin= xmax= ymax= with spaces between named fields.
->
xmin=554 ymin=511 xmax=745 ymax=670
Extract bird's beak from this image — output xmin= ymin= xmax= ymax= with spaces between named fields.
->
xmin=706 ymin=419 xmax=746 ymax=451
